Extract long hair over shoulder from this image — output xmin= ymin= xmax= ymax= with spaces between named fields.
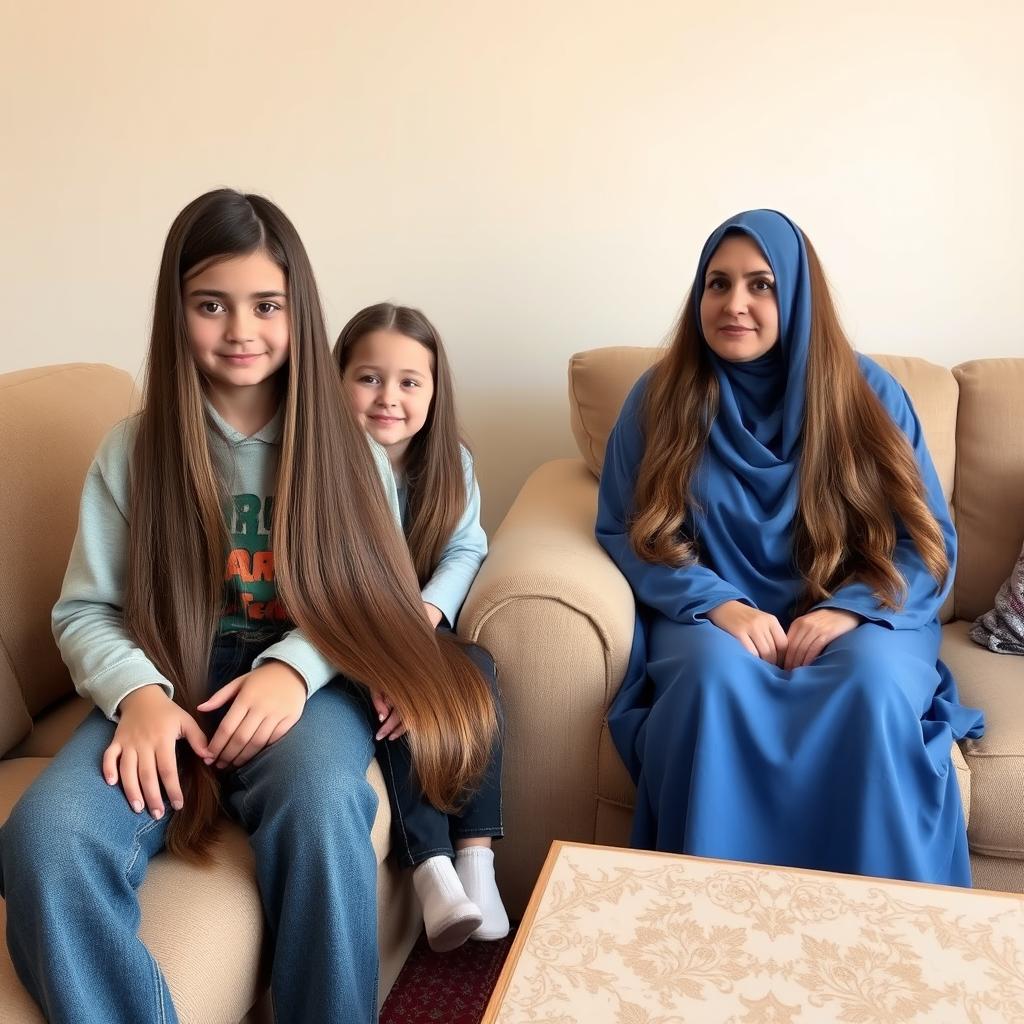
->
xmin=334 ymin=303 xmax=467 ymax=586
xmin=628 ymin=233 xmax=948 ymax=613
xmin=126 ymin=190 xmax=495 ymax=861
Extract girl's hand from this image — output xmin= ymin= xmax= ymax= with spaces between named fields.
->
xmin=707 ymin=600 xmax=788 ymax=665
xmin=784 ymin=609 xmax=861 ymax=670
xmin=423 ymin=602 xmax=444 ymax=629
xmin=370 ymin=688 xmax=408 ymax=742
xmin=198 ymin=661 xmax=307 ymax=769
xmin=104 ymin=684 xmax=211 ymax=818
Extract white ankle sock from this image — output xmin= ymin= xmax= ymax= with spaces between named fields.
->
xmin=412 ymin=855 xmax=482 ymax=953
xmin=455 ymin=846 xmax=509 ymax=941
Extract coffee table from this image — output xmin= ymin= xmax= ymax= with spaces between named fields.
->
xmin=482 ymin=841 xmax=1024 ymax=1022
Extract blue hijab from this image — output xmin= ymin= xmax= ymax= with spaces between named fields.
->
xmin=687 ymin=210 xmax=812 ymax=620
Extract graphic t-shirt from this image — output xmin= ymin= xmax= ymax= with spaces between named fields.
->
xmin=207 ymin=403 xmax=288 ymax=633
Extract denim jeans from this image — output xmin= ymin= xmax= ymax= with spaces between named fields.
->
xmin=0 ymin=633 xmax=380 ymax=1024
xmin=370 ymin=632 xmax=504 ymax=869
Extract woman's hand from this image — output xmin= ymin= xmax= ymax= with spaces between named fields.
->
xmin=370 ymin=688 xmax=408 ymax=742
xmin=104 ymin=684 xmax=211 ymax=818
xmin=198 ymin=660 xmax=307 ymax=769
xmin=707 ymin=600 xmax=788 ymax=665
xmin=783 ymin=609 xmax=862 ymax=670
xmin=423 ymin=602 xmax=444 ymax=629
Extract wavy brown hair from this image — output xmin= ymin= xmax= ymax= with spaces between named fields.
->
xmin=334 ymin=303 xmax=467 ymax=586
xmin=629 ymin=233 xmax=949 ymax=613
xmin=126 ymin=190 xmax=495 ymax=861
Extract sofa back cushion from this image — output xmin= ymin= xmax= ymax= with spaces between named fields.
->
xmin=0 ymin=364 xmax=136 ymax=738
xmin=568 ymin=347 xmax=959 ymax=620
xmin=569 ymin=346 xmax=957 ymax=494
xmin=953 ymin=359 xmax=1024 ymax=622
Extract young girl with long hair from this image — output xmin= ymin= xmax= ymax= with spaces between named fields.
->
xmin=335 ymin=303 xmax=509 ymax=951
xmin=599 ymin=209 xmax=984 ymax=885
xmin=0 ymin=190 xmax=496 ymax=1023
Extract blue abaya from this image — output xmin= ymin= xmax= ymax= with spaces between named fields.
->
xmin=597 ymin=210 xmax=984 ymax=886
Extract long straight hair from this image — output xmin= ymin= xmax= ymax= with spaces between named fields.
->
xmin=629 ymin=233 xmax=948 ymax=612
xmin=125 ymin=191 xmax=495 ymax=861
xmin=334 ymin=303 xmax=466 ymax=585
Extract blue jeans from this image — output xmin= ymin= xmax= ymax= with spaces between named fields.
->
xmin=0 ymin=634 xmax=380 ymax=1023
xmin=370 ymin=632 xmax=504 ymax=869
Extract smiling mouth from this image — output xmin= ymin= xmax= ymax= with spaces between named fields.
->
xmin=719 ymin=326 xmax=754 ymax=335
xmin=369 ymin=415 xmax=404 ymax=424
xmin=220 ymin=353 xmax=264 ymax=362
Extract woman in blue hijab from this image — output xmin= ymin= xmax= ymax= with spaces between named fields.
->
xmin=597 ymin=210 xmax=984 ymax=885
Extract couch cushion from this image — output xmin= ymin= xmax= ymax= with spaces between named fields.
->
xmin=952 ymin=359 xmax=1024 ymax=623
xmin=569 ymin=347 xmax=661 ymax=476
xmin=942 ymin=619 xmax=1024 ymax=860
xmin=568 ymin=348 xmax=957 ymax=498
xmin=5 ymin=695 xmax=92 ymax=759
xmin=0 ymin=365 xmax=137 ymax=734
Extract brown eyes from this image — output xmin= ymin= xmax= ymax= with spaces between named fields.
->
xmin=705 ymin=277 xmax=775 ymax=293
xmin=195 ymin=301 xmax=282 ymax=316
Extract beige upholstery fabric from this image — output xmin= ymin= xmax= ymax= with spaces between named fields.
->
xmin=7 ymin=694 xmax=91 ymax=758
xmin=953 ymin=359 xmax=1024 ymax=622
xmin=871 ymin=354 xmax=958 ymax=502
xmin=0 ymin=648 xmax=30 ymax=761
xmin=943 ymin=620 xmax=1024 ymax=859
xmin=0 ymin=365 xmax=137 ymax=731
xmin=569 ymin=347 xmax=660 ymax=477
xmin=461 ymin=459 xmax=635 ymax=913
xmin=970 ymin=851 xmax=1024 ymax=896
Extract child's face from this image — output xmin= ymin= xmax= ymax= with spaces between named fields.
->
xmin=699 ymin=234 xmax=780 ymax=363
xmin=342 ymin=329 xmax=435 ymax=468
xmin=184 ymin=249 xmax=290 ymax=399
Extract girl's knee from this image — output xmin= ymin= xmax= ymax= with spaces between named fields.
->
xmin=271 ymin=770 xmax=379 ymax=853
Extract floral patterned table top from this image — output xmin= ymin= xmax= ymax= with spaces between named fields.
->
xmin=483 ymin=841 xmax=1024 ymax=1023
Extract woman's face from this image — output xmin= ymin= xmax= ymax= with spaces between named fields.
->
xmin=699 ymin=234 xmax=780 ymax=362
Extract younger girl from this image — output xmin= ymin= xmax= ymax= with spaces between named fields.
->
xmin=0 ymin=191 xmax=496 ymax=1023
xmin=335 ymin=304 xmax=509 ymax=952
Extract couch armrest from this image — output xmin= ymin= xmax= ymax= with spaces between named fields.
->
xmin=459 ymin=458 xmax=635 ymax=913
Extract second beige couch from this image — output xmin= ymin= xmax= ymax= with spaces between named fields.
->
xmin=461 ymin=348 xmax=1024 ymax=915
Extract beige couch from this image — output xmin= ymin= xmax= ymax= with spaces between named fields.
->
xmin=0 ymin=364 xmax=421 ymax=1023
xmin=461 ymin=348 xmax=1024 ymax=915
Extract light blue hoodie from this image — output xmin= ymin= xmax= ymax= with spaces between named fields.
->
xmin=51 ymin=404 xmax=401 ymax=719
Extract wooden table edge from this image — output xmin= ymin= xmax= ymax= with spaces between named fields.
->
xmin=480 ymin=839 xmax=567 ymax=1023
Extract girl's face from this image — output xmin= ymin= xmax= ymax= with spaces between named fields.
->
xmin=184 ymin=250 xmax=290 ymax=400
xmin=342 ymin=329 xmax=435 ymax=468
xmin=699 ymin=235 xmax=780 ymax=362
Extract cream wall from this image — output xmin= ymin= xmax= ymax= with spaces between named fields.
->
xmin=4 ymin=1 xmax=1022 ymax=531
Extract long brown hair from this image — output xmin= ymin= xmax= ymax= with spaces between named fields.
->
xmin=334 ymin=303 xmax=467 ymax=586
xmin=126 ymin=191 xmax=495 ymax=861
xmin=629 ymin=232 xmax=948 ymax=613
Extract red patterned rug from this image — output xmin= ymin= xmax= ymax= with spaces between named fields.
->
xmin=380 ymin=928 xmax=516 ymax=1023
